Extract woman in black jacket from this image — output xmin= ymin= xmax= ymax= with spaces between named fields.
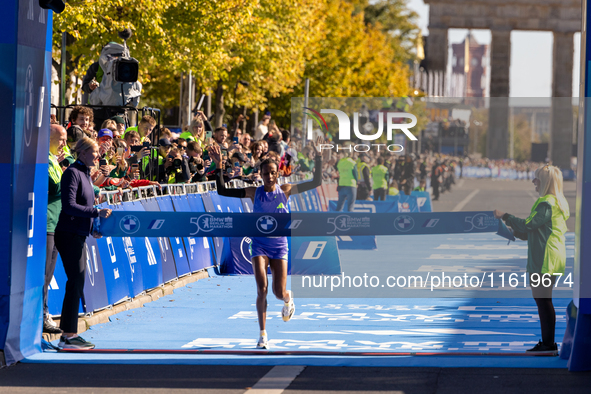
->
xmin=54 ymin=136 xmax=112 ymax=349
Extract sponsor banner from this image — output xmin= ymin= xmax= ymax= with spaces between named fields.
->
xmin=168 ymin=195 xmax=214 ymax=273
xmin=82 ymin=236 xmax=110 ymax=312
xmin=1 ymin=0 xmax=53 ymax=365
xmin=99 ymin=211 xmax=499 ymax=238
xmin=291 ymin=237 xmax=341 ymax=275
xmin=329 ymin=196 xmax=419 ymax=213
xmin=336 ymin=235 xmax=377 ymax=250
xmin=411 ymin=191 xmax=432 ymax=213
xmin=153 ymin=196 xmax=190 ymax=279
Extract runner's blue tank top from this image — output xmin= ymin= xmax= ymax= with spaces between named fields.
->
xmin=252 ymin=185 xmax=289 ymax=247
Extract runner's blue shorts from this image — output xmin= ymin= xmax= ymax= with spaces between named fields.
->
xmin=250 ymin=238 xmax=289 ymax=260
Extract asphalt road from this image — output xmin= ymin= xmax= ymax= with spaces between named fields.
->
xmin=432 ymin=177 xmax=578 ymax=232
xmin=1 ymin=364 xmax=591 ymax=393
xmin=1 ymin=177 xmax=586 ymax=393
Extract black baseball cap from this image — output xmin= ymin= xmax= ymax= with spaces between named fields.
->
xmin=158 ymin=138 xmax=172 ymax=147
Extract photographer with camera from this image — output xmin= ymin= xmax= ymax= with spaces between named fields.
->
xmin=162 ymin=147 xmax=191 ymax=184
xmin=186 ymin=141 xmax=210 ymax=183
xmin=149 ymin=139 xmax=190 ymax=184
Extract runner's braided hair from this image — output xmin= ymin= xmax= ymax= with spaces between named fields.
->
xmin=260 ymin=157 xmax=279 ymax=172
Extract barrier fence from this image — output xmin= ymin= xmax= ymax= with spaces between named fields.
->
xmin=47 ymin=180 xmax=440 ymax=317
xmin=457 ymin=166 xmax=576 ymax=181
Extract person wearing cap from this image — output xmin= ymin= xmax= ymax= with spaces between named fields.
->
xmin=110 ymin=115 xmax=126 ymax=137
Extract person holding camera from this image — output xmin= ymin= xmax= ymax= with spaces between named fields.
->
xmin=150 ymin=139 xmax=190 ymax=184
xmin=186 ymin=141 xmax=210 ymax=183
xmin=54 ymin=137 xmax=112 ymax=349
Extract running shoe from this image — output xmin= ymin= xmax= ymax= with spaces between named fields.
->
xmin=282 ymin=290 xmax=295 ymax=322
xmin=257 ymin=334 xmax=269 ymax=349
xmin=526 ymin=340 xmax=558 ymax=352
xmin=58 ymin=336 xmax=96 ymax=350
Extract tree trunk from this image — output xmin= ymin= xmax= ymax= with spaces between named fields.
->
xmin=214 ymin=80 xmax=225 ymax=128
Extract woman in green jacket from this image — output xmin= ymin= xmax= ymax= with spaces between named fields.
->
xmin=494 ymin=165 xmax=570 ymax=352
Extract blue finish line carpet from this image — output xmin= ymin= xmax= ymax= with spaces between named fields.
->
xmin=26 ymin=233 xmax=574 ymax=368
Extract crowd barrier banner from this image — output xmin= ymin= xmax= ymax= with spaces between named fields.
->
xmin=201 ymin=192 xmax=230 ymax=266
xmin=0 ymin=1 xmax=54 ymax=364
xmin=143 ymin=197 xmax=182 ymax=280
xmin=457 ymin=166 xmax=543 ymax=180
xmin=47 ymin=254 xmax=75 ymax=316
xmin=329 ymin=196 xmax=419 ymax=213
xmin=99 ymin=210 xmax=499 ymax=238
xmin=411 ymin=191 xmax=432 ymax=212
xmin=82 ymin=236 xmax=110 ymax=313
xmin=112 ymin=204 xmax=146 ymax=297
xmin=93 ymin=230 xmax=133 ymax=306
xmin=335 ymin=235 xmax=377 ymax=250
xmin=168 ymin=195 xmax=214 ymax=273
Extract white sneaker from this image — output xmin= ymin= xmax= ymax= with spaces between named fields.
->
xmin=257 ymin=334 xmax=269 ymax=349
xmin=282 ymin=290 xmax=295 ymax=322
xmin=46 ymin=316 xmax=58 ymax=328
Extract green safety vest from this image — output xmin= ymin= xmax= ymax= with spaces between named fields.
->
xmin=505 ymin=194 xmax=569 ymax=275
xmin=388 ymin=187 xmax=399 ymax=196
xmin=413 ymin=186 xmax=425 ymax=192
xmin=124 ymin=126 xmax=148 ymax=142
xmin=337 ymin=158 xmax=357 ymax=187
xmin=371 ymin=165 xmax=388 ymax=189
xmin=358 ymin=161 xmax=368 ymax=183
xmin=179 ymin=131 xmax=196 ymax=142
xmin=48 ymin=154 xmax=63 ymax=232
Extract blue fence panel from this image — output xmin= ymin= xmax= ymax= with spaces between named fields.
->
xmin=151 ymin=196 xmax=190 ymax=279
xmin=411 ymin=191 xmax=432 ymax=212
xmin=200 ymin=192 xmax=227 ymax=266
xmin=169 ymin=195 xmax=215 ymax=272
xmin=82 ymin=236 xmax=110 ymax=312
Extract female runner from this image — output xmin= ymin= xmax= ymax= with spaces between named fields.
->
xmin=209 ymin=137 xmax=322 ymax=349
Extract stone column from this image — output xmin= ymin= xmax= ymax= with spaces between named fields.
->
xmin=487 ymin=29 xmax=511 ymax=160
xmin=426 ymin=27 xmax=448 ymax=92
xmin=550 ymin=32 xmax=574 ymax=170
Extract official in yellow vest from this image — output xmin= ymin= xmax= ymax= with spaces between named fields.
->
xmin=494 ymin=165 xmax=569 ymax=352
xmin=335 ymin=153 xmax=358 ymax=211
xmin=371 ymin=157 xmax=389 ymax=201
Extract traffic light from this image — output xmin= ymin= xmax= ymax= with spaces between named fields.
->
xmin=39 ymin=0 xmax=66 ymax=14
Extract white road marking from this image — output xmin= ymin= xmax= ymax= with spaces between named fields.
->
xmin=452 ymin=189 xmax=480 ymax=211
xmin=246 ymin=365 xmax=305 ymax=394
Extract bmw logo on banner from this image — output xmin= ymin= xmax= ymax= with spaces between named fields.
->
xmin=120 ymin=215 xmax=140 ymax=235
xmin=256 ymin=215 xmax=278 ymax=234
xmin=394 ymin=215 xmax=414 ymax=232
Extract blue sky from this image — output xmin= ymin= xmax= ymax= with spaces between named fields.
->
xmin=407 ymin=0 xmax=581 ymax=97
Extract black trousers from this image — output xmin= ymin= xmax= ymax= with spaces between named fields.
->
xmin=54 ymin=231 xmax=87 ymax=333
xmin=44 ymin=233 xmax=59 ymax=320
xmin=373 ymin=188 xmax=387 ymax=201
xmin=432 ymin=181 xmax=440 ymax=200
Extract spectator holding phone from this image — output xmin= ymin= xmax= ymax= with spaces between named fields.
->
xmin=54 ymin=137 xmax=112 ymax=349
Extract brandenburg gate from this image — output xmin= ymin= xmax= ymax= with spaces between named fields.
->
xmin=424 ymin=0 xmax=581 ymax=168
